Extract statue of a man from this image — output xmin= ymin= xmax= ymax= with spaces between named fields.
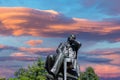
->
xmin=45 ymin=34 xmax=81 ymax=79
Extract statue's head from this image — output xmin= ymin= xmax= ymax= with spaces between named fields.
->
xmin=67 ymin=34 xmax=76 ymax=44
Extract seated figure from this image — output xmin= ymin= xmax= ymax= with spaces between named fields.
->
xmin=45 ymin=34 xmax=81 ymax=80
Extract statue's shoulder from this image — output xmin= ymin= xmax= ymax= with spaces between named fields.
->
xmin=64 ymin=42 xmax=71 ymax=48
xmin=58 ymin=42 xmax=69 ymax=48
xmin=63 ymin=41 xmax=69 ymax=46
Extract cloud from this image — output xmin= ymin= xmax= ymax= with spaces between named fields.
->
xmin=79 ymin=48 xmax=120 ymax=66
xmin=78 ymin=54 xmax=112 ymax=64
xmin=78 ymin=47 xmax=120 ymax=79
xmin=10 ymin=52 xmax=28 ymax=57
xmin=19 ymin=47 xmax=55 ymax=55
xmin=101 ymin=77 xmax=120 ymax=80
xmin=80 ymin=63 xmax=120 ymax=78
xmin=94 ymin=65 xmax=120 ymax=78
xmin=81 ymin=56 xmax=112 ymax=64
xmin=82 ymin=47 xmax=120 ymax=55
xmin=113 ymin=38 xmax=120 ymax=42
xmin=25 ymin=40 xmax=43 ymax=46
xmin=0 ymin=44 xmax=55 ymax=56
xmin=0 ymin=44 xmax=18 ymax=51
xmin=0 ymin=56 xmax=38 ymax=62
xmin=0 ymin=7 xmax=120 ymax=42
xmin=0 ymin=44 xmax=6 ymax=48
xmin=0 ymin=67 xmax=15 ymax=78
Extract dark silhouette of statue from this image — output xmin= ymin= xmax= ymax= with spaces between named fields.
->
xmin=45 ymin=34 xmax=81 ymax=80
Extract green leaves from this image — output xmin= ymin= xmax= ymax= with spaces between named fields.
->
xmin=80 ymin=67 xmax=99 ymax=80
xmin=9 ymin=57 xmax=46 ymax=80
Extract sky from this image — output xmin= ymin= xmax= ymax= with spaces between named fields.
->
xmin=0 ymin=0 xmax=120 ymax=80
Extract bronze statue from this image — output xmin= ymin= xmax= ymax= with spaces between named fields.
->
xmin=45 ymin=34 xmax=81 ymax=80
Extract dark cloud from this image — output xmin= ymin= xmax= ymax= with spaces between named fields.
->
xmin=0 ymin=46 xmax=18 ymax=51
xmin=78 ymin=48 xmax=120 ymax=67
xmin=78 ymin=55 xmax=112 ymax=64
xmin=0 ymin=44 xmax=55 ymax=56
xmin=0 ymin=65 xmax=21 ymax=68
xmin=101 ymin=77 xmax=120 ymax=80
xmin=0 ymin=56 xmax=38 ymax=62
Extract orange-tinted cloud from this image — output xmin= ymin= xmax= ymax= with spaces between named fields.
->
xmin=10 ymin=52 xmax=27 ymax=57
xmin=95 ymin=65 xmax=120 ymax=78
xmin=0 ymin=7 xmax=120 ymax=41
xmin=0 ymin=44 xmax=6 ymax=48
xmin=26 ymin=40 xmax=43 ymax=46
xmin=19 ymin=47 xmax=55 ymax=54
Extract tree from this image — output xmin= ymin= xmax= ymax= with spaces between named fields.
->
xmin=9 ymin=58 xmax=46 ymax=80
xmin=80 ymin=67 xmax=99 ymax=80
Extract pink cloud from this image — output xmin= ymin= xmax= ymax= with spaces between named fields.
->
xmin=0 ymin=7 xmax=120 ymax=41
xmin=83 ymin=48 xmax=120 ymax=65
xmin=0 ymin=44 xmax=6 ymax=48
xmin=80 ymin=63 xmax=120 ymax=78
xmin=25 ymin=40 xmax=43 ymax=46
xmin=99 ymin=53 xmax=120 ymax=66
xmin=19 ymin=47 xmax=55 ymax=54
xmin=112 ymin=38 xmax=120 ymax=42
xmin=79 ymin=48 xmax=120 ymax=78
xmin=95 ymin=65 xmax=120 ymax=78
xmin=10 ymin=52 xmax=28 ymax=57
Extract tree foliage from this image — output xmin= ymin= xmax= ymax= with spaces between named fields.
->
xmin=80 ymin=67 xmax=99 ymax=80
xmin=9 ymin=58 xmax=46 ymax=80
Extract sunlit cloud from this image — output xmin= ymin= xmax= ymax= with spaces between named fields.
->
xmin=0 ymin=44 xmax=6 ymax=48
xmin=10 ymin=52 xmax=28 ymax=57
xmin=95 ymin=64 xmax=120 ymax=78
xmin=0 ymin=7 xmax=120 ymax=42
xmin=0 ymin=44 xmax=55 ymax=57
xmin=25 ymin=40 xmax=43 ymax=46
xmin=19 ymin=47 xmax=55 ymax=55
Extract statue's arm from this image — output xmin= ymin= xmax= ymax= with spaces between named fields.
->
xmin=74 ymin=40 xmax=82 ymax=51
xmin=56 ymin=43 xmax=65 ymax=54
xmin=73 ymin=41 xmax=82 ymax=59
